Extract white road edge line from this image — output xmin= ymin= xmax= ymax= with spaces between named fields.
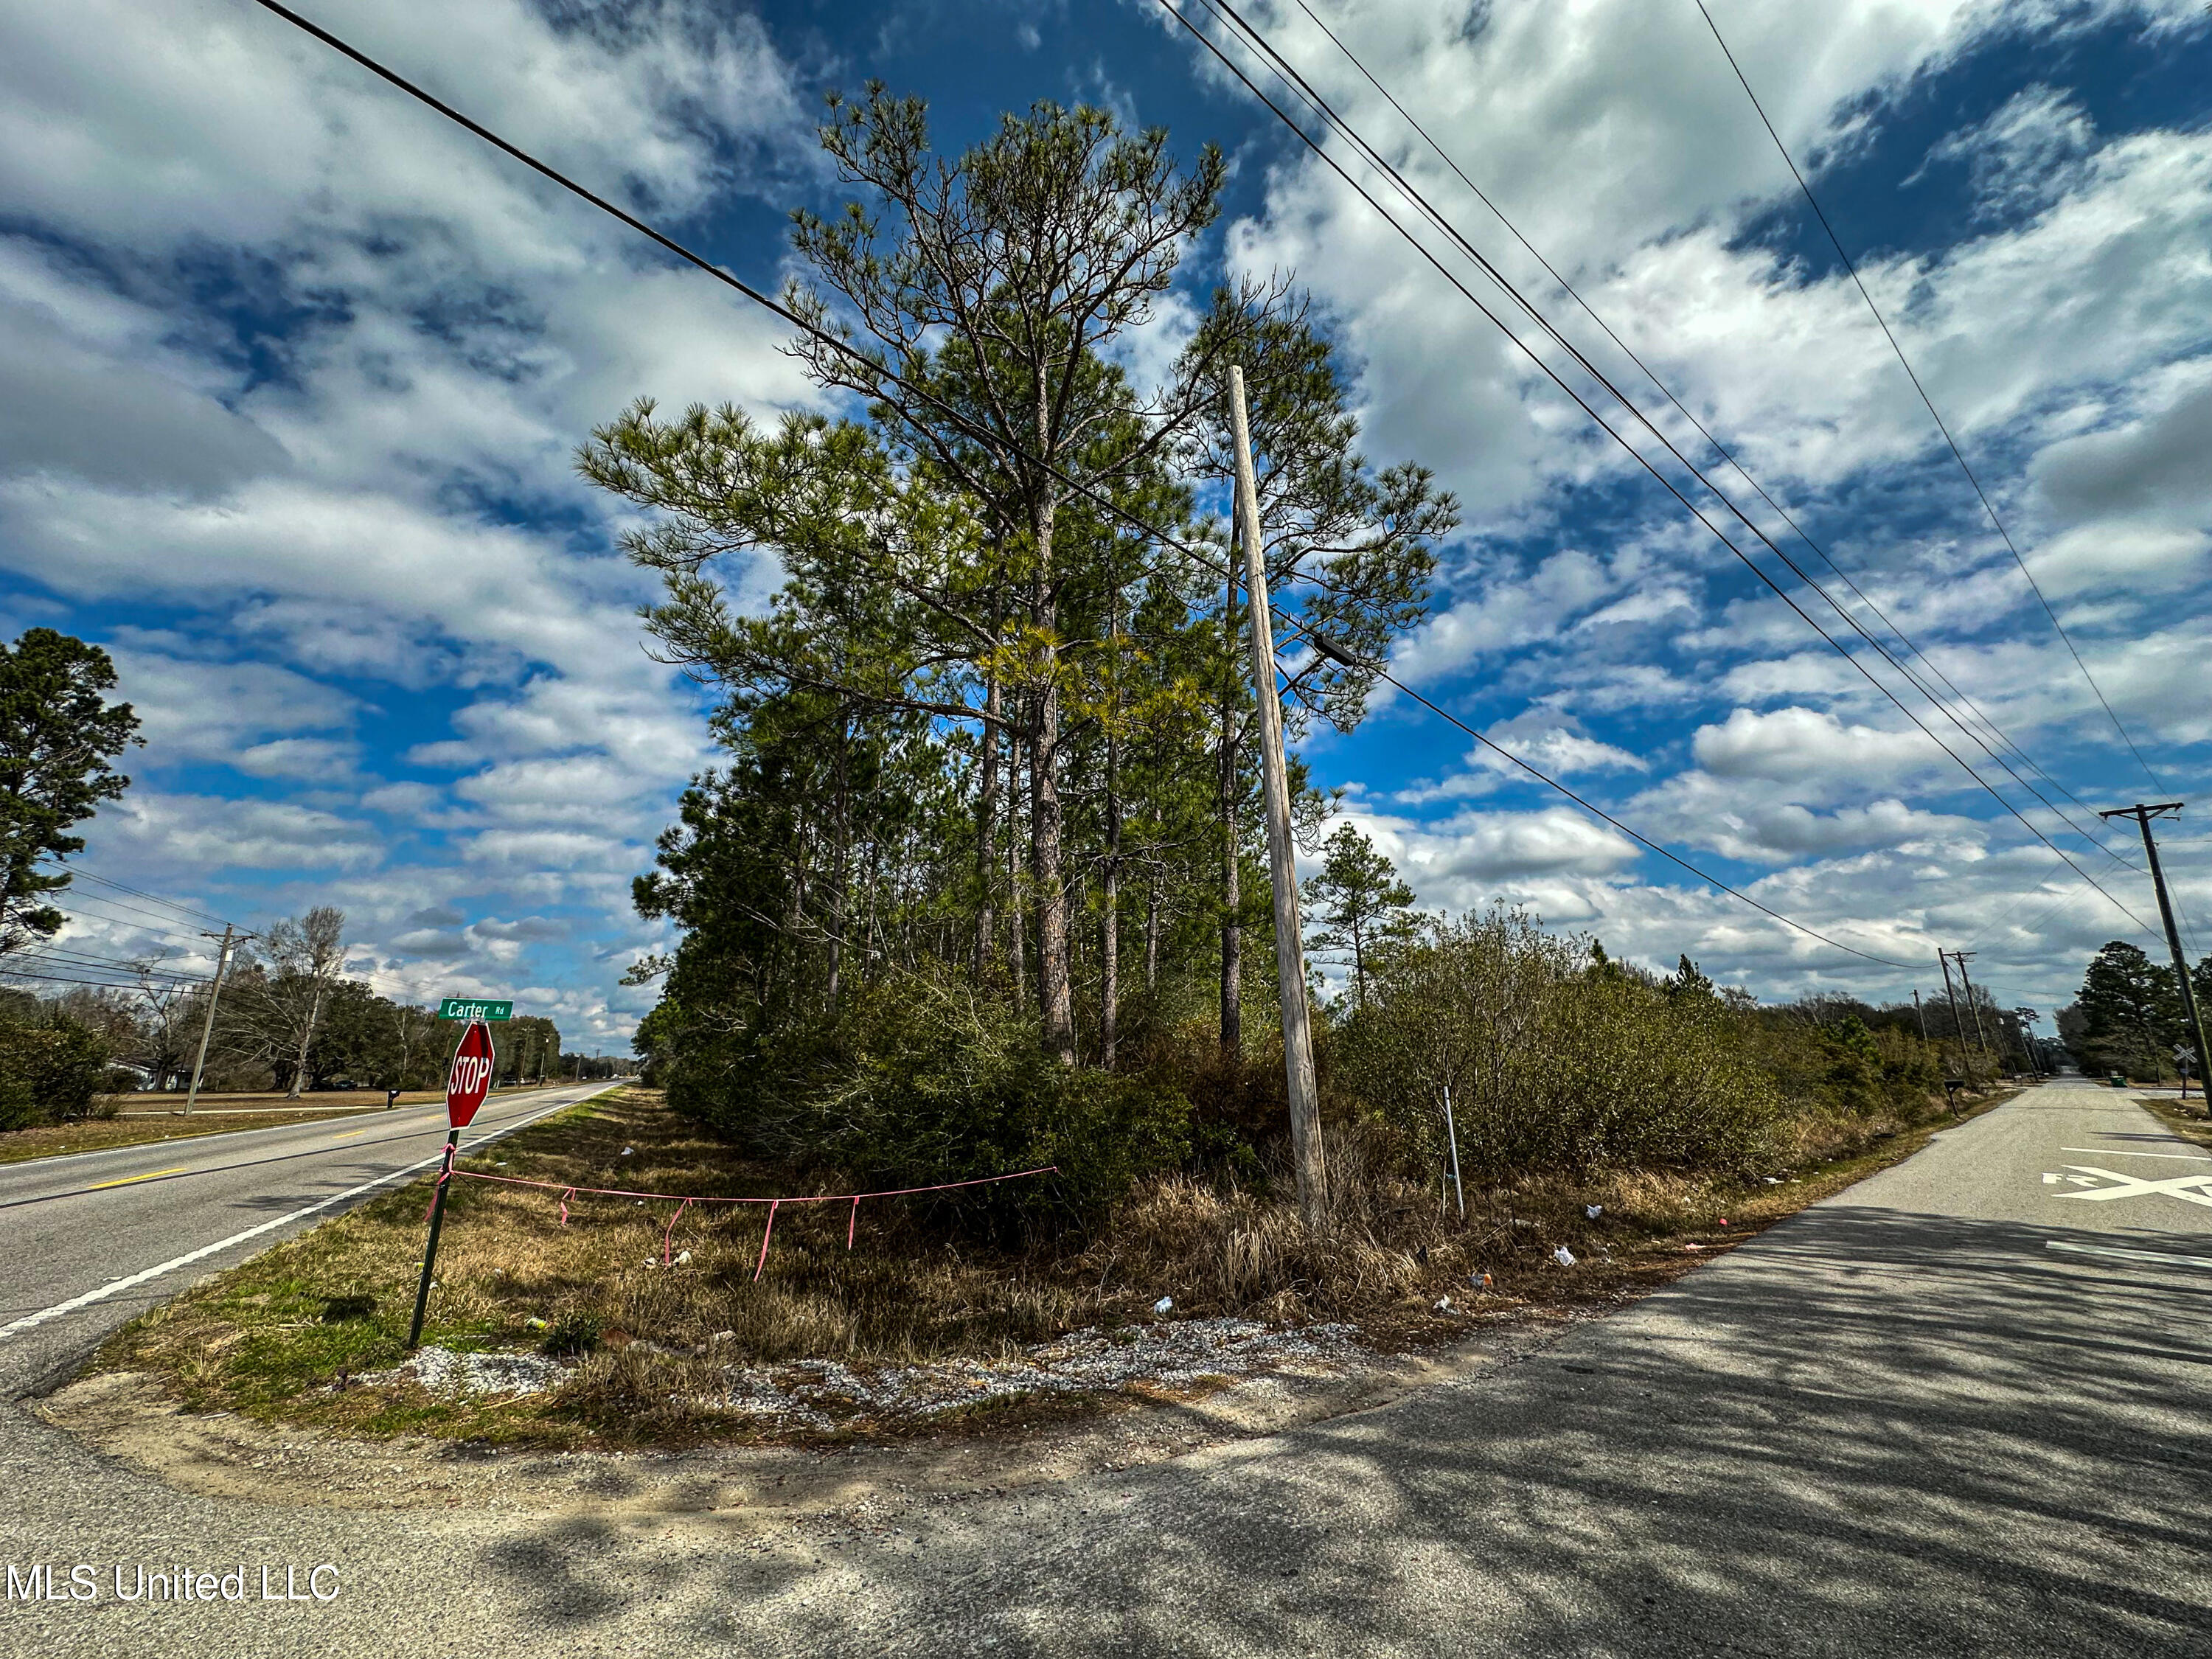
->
xmin=2059 ymin=1147 xmax=2212 ymax=1162
xmin=2045 ymin=1239 xmax=2212 ymax=1271
xmin=0 ymin=1087 xmax=611 ymax=1343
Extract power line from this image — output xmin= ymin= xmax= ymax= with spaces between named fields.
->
xmin=4 ymin=945 xmax=204 ymax=984
xmin=1283 ymin=0 xmax=2143 ymax=878
xmin=44 ymin=893 xmax=214 ymax=950
xmin=237 ymin=0 xmax=1937 ymax=975
xmin=1689 ymin=0 xmax=2163 ymax=791
xmin=66 ymin=869 xmax=233 ymax=926
xmin=1371 ymin=673 xmax=1917 ymax=967
xmin=1158 ymin=0 xmax=2156 ymax=938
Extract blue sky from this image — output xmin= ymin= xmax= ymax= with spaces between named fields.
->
xmin=2 ymin=0 xmax=2209 ymax=1046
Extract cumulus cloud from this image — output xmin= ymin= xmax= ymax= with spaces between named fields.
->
xmin=1691 ymin=706 xmax=1945 ymax=787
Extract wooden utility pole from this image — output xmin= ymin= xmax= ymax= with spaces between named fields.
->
xmin=1952 ymin=951 xmax=1992 ymax=1071
xmin=1938 ymin=949 xmax=1972 ymax=1087
xmin=2099 ymin=802 xmax=2211 ymax=1105
xmin=1228 ymin=365 xmax=1326 ymax=1228
xmin=1913 ymin=988 xmax=1927 ymax=1041
xmin=181 ymin=924 xmax=238 ymax=1117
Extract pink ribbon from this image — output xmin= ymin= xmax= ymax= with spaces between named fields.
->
xmin=434 ymin=1164 xmax=1057 ymax=1280
xmin=753 ymin=1200 xmax=780 ymax=1282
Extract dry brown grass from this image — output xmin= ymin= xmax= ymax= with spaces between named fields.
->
xmin=101 ymin=1082 xmax=2011 ymax=1447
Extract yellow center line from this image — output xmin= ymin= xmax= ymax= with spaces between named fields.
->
xmin=330 ymin=1129 xmax=370 ymax=1140
xmin=86 ymin=1166 xmax=189 ymax=1192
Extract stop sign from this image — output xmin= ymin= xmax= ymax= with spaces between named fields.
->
xmin=445 ymin=1020 xmax=495 ymax=1128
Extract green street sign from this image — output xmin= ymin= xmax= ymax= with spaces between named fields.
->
xmin=438 ymin=997 xmax=513 ymax=1022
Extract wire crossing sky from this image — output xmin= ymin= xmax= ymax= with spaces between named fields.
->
xmin=0 ymin=0 xmax=2208 ymax=1041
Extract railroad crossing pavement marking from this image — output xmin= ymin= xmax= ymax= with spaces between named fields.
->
xmin=2046 ymin=1239 xmax=2212 ymax=1272
xmin=84 ymin=1166 xmax=187 ymax=1192
xmin=2042 ymin=1164 xmax=2212 ymax=1208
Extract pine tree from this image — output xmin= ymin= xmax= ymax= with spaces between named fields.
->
xmin=0 ymin=628 xmax=141 ymax=956
xmin=1301 ymin=823 xmax=1416 ymax=1007
xmin=2075 ymin=940 xmax=2180 ymax=1078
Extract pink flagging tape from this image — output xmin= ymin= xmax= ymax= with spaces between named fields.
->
xmin=662 ymin=1197 xmax=692 ymax=1267
xmin=754 ymin=1200 xmax=779 ymax=1282
xmin=440 ymin=1164 xmax=1057 ymax=1280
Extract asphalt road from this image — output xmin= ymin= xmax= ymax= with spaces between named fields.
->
xmin=4 ymin=1079 xmax=2211 ymax=1657
xmin=0 ymin=1081 xmax=616 ymax=1397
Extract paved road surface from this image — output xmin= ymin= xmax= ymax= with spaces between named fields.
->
xmin=0 ymin=1082 xmax=616 ymax=1397
xmin=4 ymin=1079 xmax=2211 ymax=1656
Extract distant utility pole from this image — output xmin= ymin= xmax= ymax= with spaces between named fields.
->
xmin=1228 ymin=364 xmax=1326 ymax=1229
xmin=1913 ymin=988 xmax=1928 ymax=1042
xmin=1937 ymin=950 xmax=1972 ymax=1087
xmin=181 ymin=925 xmax=240 ymax=1117
xmin=1952 ymin=952 xmax=1992 ymax=1071
xmin=2099 ymin=802 xmax=2212 ymax=1105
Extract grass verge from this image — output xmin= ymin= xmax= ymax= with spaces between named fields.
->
xmin=94 ymin=1082 xmax=2017 ymax=1450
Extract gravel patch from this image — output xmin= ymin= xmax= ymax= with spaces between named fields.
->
xmin=363 ymin=1346 xmax=569 ymax=1398
xmin=706 ymin=1318 xmax=1366 ymax=1429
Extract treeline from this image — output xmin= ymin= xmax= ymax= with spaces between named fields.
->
xmin=2058 ymin=939 xmax=2212 ymax=1079
xmin=594 ymin=94 xmax=1455 ymax=1091
xmin=612 ymin=93 xmax=1991 ymax=1221
xmin=0 ymin=903 xmax=590 ymax=1130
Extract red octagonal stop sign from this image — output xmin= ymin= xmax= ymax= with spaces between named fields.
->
xmin=445 ymin=1020 xmax=495 ymax=1128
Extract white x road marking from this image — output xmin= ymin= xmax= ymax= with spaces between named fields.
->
xmin=2046 ymin=1165 xmax=2212 ymax=1208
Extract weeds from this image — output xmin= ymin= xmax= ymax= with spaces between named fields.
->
xmin=97 ymin=1079 xmax=2006 ymax=1447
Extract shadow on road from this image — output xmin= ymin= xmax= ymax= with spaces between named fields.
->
xmin=454 ymin=1200 xmax=2212 ymax=1657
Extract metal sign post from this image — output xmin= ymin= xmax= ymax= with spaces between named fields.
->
xmin=407 ymin=1019 xmax=495 ymax=1350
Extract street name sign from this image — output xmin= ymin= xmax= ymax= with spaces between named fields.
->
xmin=438 ymin=997 xmax=512 ymax=1022
xmin=445 ymin=1020 xmax=496 ymax=1129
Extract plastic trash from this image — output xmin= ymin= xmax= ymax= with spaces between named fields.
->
xmin=1433 ymin=1296 xmax=1453 ymax=1312
xmin=1585 ymin=1204 xmax=1603 ymax=1220
xmin=525 ymin=1317 xmax=549 ymax=1331
xmin=1152 ymin=1295 xmax=1174 ymax=1316
xmin=1553 ymin=1245 xmax=1576 ymax=1267
xmin=1470 ymin=1271 xmax=1493 ymax=1290
xmin=675 ymin=1250 xmax=692 ymax=1266
xmin=1763 ymin=1177 xmax=1781 ymax=1186
xmin=621 ymin=1147 xmax=635 ymax=1157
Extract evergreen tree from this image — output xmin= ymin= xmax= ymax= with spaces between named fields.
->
xmin=0 ymin=628 xmax=141 ymax=956
xmin=1301 ymin=823 xmax=1416 ymax=1006
xmin=2073 ymin=940 xmax=2180 ymax=1078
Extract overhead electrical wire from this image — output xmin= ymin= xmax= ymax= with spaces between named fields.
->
xmin=1282 ymin=0 xmax=2143 ymax=878
xmin=1689 ymin=0 xmax=2164 ymax=792
xmin=3 ymin=944 xmax=204 ymax=984
xmin=237 ymin=0 xmax=1940 ymax=972
xmin=1155 ymin=0 xmax=2156 ymax=939
xmin=41 ymin=894 xmax=215 ymax=950
xmin=66 ymin=869 xmax=232 ymax=927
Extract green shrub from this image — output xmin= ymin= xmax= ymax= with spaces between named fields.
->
xmin=667 ymin=968 xmax=1192 ymax=1220
xmin=1331 ymin=908 xmax=1779 ymax=1175
xmin=0 ymin=1012 xmax=111 ymax=1130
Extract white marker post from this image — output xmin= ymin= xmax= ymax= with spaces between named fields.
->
xmin=1443 ymin=1085 xmax=1465 ymax=1222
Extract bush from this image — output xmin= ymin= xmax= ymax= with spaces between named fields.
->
xmin=0 ymin=1012 xmax=111 ymax=1130
xmin=1331 ymin=908 xmax=1779 ymax=1175
xmin=665 ymin=969 xmax=1192 ymax=1220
